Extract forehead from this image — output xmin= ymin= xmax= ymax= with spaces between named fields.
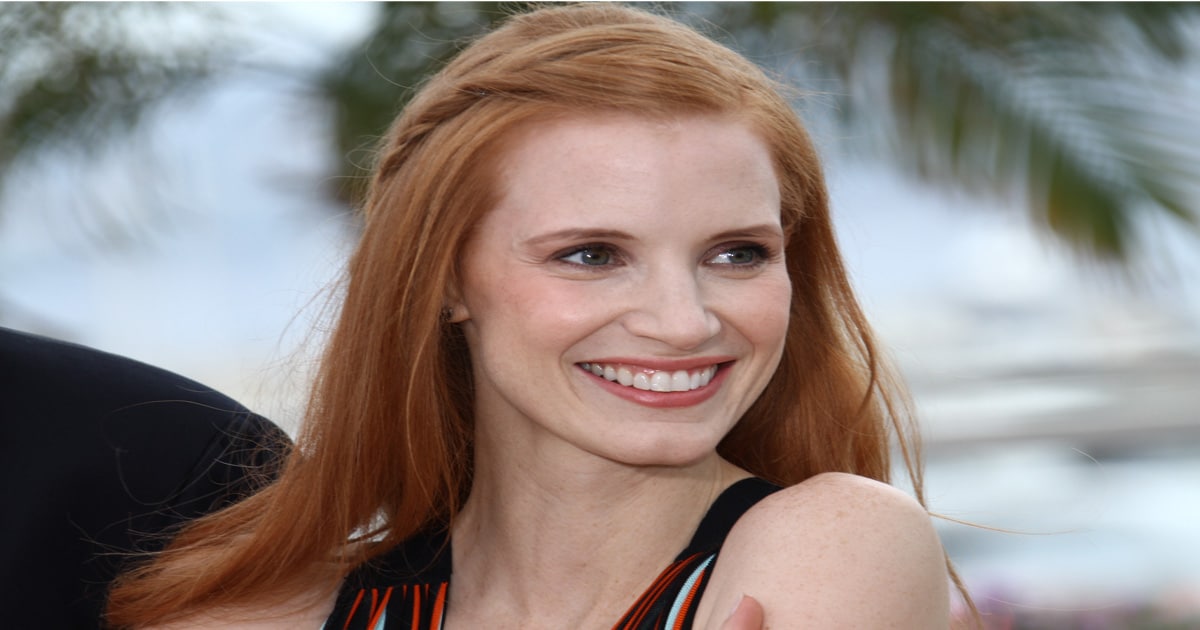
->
xmin=483 ymin=112 xmax=780 ymax=232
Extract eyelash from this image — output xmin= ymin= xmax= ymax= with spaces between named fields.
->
xmin=709 ymin=244 xmax=773 ymax=267
xmin=554 ymin=242 xmax=776 ymax=271
xmin=557 ymin=244 xmax=619 ymax=268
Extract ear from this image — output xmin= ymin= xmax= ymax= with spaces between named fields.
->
xmin=442 ymin=284 xmax=470 ymax=323
xmin=443 ymin=303 xmax=470 ymax=324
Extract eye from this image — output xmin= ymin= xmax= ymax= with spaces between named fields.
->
xmin=709 ymin=244 xmax=769 ymax=266
xmin=559 ymin=245 xmax=615 ymax=267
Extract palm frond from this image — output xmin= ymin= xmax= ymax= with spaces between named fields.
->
xmin=0 ymin=3 xmax=226 ymax=167
xmin=705 ymin=2 xmax=1200 ymax=261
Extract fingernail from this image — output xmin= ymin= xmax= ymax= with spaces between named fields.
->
xmin=726 ymin=593 xmax=746 ymax=621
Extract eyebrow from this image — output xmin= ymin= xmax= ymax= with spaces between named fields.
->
xmin=707 ymin=224 xmax=785 ymax=241
xmin=523 ymin=228 xmax=633 ymax=248
xmin=523 ymin=223 xmax=784 ymax=248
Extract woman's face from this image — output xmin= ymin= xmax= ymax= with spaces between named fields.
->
xmin=455 ymin=113 xmax=791 ymax=469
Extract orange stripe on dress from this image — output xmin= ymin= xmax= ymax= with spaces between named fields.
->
xmin=614 ymin=554 xmax=700 ymax=629
xmin=622 ymin=563 xmax=683 ymax=627
xmin=431 ymin=582 xmax=448 ymax=628
xmin=343 ymin=590 xmax=366 ymax=630
xmin=410 ymin=585 xmax=422 ymax=630
xmin=671 ymin=565 xmax=710 ymax=630
xmin=367 ymin=587 xmax=394 ymax=630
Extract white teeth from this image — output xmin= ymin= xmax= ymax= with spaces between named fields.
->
xmin=617 ymin=367 xmax=634 ymax=386
xmin=582 ymin=363 xmax=718 ymax=393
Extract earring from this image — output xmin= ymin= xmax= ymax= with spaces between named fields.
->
xmin=441 ymin=306 xmax=455 ymax=323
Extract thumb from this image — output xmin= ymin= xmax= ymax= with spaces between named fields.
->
xmin=720 ymin=594 xmax=764 ymax=630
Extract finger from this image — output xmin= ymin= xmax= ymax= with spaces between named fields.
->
xmin=720 ymin=594 xmax=764 ymax=630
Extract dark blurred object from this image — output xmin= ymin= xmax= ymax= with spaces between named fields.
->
xmin=0 ymin=326 xmax=290 ymax=628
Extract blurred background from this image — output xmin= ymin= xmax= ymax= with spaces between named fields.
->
xmin=2 ymin=3 xmax=1198 ymax=628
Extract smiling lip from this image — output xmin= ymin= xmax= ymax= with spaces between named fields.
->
xmin=576 ymin=358 xmax=732 ymax=408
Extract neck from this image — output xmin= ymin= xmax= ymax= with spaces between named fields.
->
xmin=448 ymin=433 xmax=746 ymax=627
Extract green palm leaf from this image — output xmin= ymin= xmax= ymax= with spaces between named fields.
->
xmin=692 ymin=2 xmax=1200 ymax=260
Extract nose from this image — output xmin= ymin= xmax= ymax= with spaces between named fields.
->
xmin=621 ymin=270 xmax=721 ymax=350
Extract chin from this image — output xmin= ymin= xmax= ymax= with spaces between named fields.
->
xmin=604 ymin=431 xmax=725 ymax=469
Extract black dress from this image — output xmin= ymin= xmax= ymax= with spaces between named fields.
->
xmin=325 ymin=477 xmax=780 ymax=630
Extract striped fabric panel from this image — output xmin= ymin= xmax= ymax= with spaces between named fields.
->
xmin=339 ymin=583 xmax=448 ymax=630
xmin=664 ymin=555 xmax=715 ymax=630
xmin=612 ymin=551 xmax=717 ymax=630
xmin=336 ymin=554 xmax=712 ymax=630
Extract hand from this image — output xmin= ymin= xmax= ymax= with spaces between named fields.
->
xmin=720 ymin=594 xmax=764 ymax=630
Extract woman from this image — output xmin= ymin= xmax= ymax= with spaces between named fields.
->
xmin=107 ymin=4 xmax=964 ymax=628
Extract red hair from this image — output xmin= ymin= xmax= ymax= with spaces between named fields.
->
xmin=107 ymin=4 xmax=943 ymax=625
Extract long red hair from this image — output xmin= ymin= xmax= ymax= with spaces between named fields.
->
xmin=107 ymin=4 xmax=934 ymax=626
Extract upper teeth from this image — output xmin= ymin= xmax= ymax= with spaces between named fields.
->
xmin=579 ymin=362 xmax=717 ymax=392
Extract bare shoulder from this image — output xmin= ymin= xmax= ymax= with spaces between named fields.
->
xmin=694 ymin=473 xmax=950 ymax=629
xmin=142 ymin=585 xmax=337 ymax=630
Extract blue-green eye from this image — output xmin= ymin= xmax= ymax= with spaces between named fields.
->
xmin=560 ymin=246 xmax=613 ymax=266
xmin=710 ymin=245 xmax=767 ymax=266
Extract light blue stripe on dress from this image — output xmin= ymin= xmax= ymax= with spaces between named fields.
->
xmin=663 ymin=554 xmax=716 ymax=629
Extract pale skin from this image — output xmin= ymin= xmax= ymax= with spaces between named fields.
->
xmin=147 ymin=114 xmax=948 ymax=629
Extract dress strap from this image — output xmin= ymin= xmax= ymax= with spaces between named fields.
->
xmin=614 ymin=477 xmax=781 ymax=629
xmin=677 ymin=477 xmax=781 ymax=560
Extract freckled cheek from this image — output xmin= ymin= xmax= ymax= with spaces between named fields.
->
xmin=529 ymin=287 xmax=617 ymax=335
xmin=483 ymin=279 xmax=617 ymax=347
xmin=724 ymin=278 xmax=792 ymax=347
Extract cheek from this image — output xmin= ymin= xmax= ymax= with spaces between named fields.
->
xmin=730 ymin=275 xmax=792 ymax=348
xmin=465 ymin=273 xmax=616 ymax=356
